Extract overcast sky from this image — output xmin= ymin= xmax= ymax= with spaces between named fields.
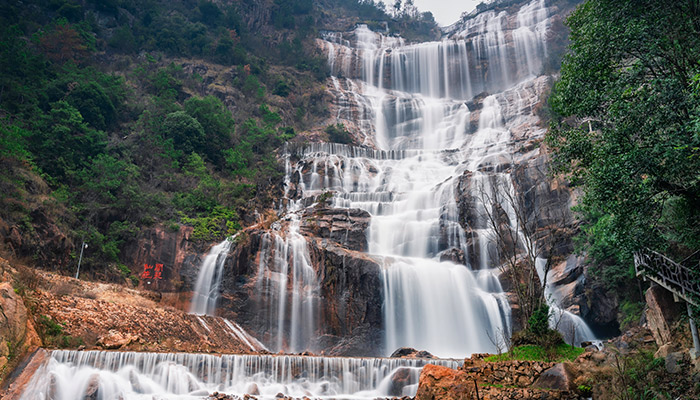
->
xmin=413 ymin=0 xmax=482 ymax=26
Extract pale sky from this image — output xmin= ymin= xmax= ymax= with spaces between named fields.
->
xmin=413 ymin=0 xmax=482 ymax=27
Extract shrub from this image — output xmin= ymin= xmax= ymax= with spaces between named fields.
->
xmin=325 ymin=124 xmax=353 ymax=144
xmin=528 ymin=304 xmax=551 ymax=336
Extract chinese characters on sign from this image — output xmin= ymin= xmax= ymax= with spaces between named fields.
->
xmin=141 ymin=263 xmax=164 ymax=280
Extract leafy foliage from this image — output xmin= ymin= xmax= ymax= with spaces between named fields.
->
xmin=547 ymin=0 xmax=700 ymax=293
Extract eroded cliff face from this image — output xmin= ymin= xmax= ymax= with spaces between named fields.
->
xmin=213 ymin=205 xmax=382 ymax=355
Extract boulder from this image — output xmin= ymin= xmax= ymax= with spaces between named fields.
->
xmin=533 ymin=363 xmax=576 ymax=391
xmin=83 ymin=374 xmax=101 ymax=400
xmin=246 ymin=383 xmax=260 ymax=396
xmin=390 ymin=347 xmax=435 ymax=359
xmin=438 ymin=248 xmax=466 ymax=265
xmin=645 ymin=284 xmax=682 ymax=346
xmin=415 ymin=364 xmax=474 ymax=400
xmin=388 ymin=367 xmax=413 ymax=397
xmin=665 ymin=351 xmax=686 ymax=374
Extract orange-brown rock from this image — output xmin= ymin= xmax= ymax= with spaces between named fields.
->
xmin=0 ymin=279 xmax=41 ymax=386
xmin=1 ymin=349 xmax=49 ymax=400
xmin=415 ymin=364 xmax=474 ymax=400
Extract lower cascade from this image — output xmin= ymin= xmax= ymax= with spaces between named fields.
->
xmin=21 ymin=350 xmax=459 ymax=400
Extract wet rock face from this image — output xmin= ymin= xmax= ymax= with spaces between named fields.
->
xmin=217 ymin=228 xmax=383 ymax=356
xmin=300 ymin=207 xmax=370 ymax=252
xmin=309 ymin=240 xmax=383 ymax=355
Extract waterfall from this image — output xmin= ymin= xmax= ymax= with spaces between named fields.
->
xmin=190 ymin=239 xmax=233 ymax=316
xmin=535 ymin=258 xmax=598 ymax=346
xmin=295 ymin=0 xmax=561 ymax=358
xmin=21 ymin=350 xmax=460 ymax=400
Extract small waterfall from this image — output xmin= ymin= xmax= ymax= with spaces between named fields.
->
xmin=189 ymin=237 xmax=268 ymax=352
xmin=535 ymin=258 xmax=597 ymax=346
xmin=21 ymin=350 xmax=460 ymax=400
xmin=190 ymin=239 xmax=233 ymax=316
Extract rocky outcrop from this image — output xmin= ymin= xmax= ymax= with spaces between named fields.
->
xmin=415 ymin=356 xmax=585 ymax=400
xmin=309 ymin=239 xmax=383 ymax=355
xmin=120 ymin=224 xmax=200 ymax=293
xmin=216 ymin=214 xmax=382 ymax=356
xmin=462 ymin=355 xmax=556 ymax=388
xmin=0 ymin=275 xmax=41 ymax=386
xmin=645 ymin=284 xmax=682 ymax=347
xmin=1 ymin=349 xmax=48 ymax=400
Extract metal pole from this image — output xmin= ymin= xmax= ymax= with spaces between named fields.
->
xmin=687 ymin=303 xmax=700 ymax=359
xmin=75 ymin=241 xmax=86 ymax=279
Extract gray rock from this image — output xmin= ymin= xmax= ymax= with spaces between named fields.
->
xmin=533 ymin=363 xmax=576 ymax=391
xmin=665 ymin=351 xmax=685 ymax=374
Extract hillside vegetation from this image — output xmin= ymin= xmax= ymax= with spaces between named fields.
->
xmin=0 ymin=0 xmax=437 ymax=281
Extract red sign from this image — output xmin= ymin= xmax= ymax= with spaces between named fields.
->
xmin=141 ymin=264 xmax=164 ymax=280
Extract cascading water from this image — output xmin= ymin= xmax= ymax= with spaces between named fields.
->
xmin=21 ymin=350 xmax=459 ymax=400
xmin=289 ymin=0 xmax=567 ymax=357
xmin=190 ymin=239 xmax=233 ymax=316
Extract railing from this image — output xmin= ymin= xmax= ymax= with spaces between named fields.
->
xmin=634 ymin=249 xmax=700 ymax=305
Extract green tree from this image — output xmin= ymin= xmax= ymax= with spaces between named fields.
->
xmin=547 ymin=0 xmax=700 ymax=290
xmin=160 ymin=111 xmax=206 ymax=157
xmin=184 ymin=95 xmax=234 ymax=165
xmin=31 ymin=100 xmax=107 ymax=180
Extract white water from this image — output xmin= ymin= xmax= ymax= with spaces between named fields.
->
xmin=535 ymin=258 xmax=598 ymax=346
xmin=254 ymin=210 xmax=320 ymax=353
xmin=190 ymin=239 xmax=233 ymax=316
xmin=21 ymin=350 xmax=459 ymax=400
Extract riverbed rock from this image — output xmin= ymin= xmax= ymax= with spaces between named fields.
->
xmin=388 ymin=367 xmax=413 ymax=397
xmin=415 ymin=364 xmax=473 ymax=400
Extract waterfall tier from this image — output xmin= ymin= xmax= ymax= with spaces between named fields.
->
xmin=22 ymin=350 xmax=459 ymax=400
